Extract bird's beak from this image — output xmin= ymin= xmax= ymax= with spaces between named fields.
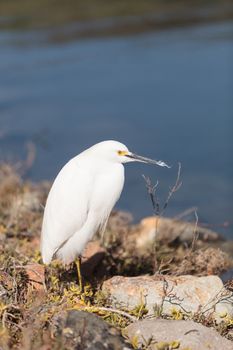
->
xmin=126 ymin=152 xmax=171 ymax=168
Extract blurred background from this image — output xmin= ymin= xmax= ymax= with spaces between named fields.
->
xmin=0 ymin=0 xmax=232 ymax=237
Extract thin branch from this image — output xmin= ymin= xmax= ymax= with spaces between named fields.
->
xmin=174 ymin=206 xmax=198 ymax=220
xmin=142 ymin=175 xmax=159 ymax=215
xmin=142 ymin=162 xmax=182 ymax=218
xmin=160 ymin=162 xmax=182 ymax=216
xmin=88 ymin=306 xmax=137 ymax=321
xmin=142 ymin=163 xmax=182 ymax=274
xmin=191 ymin=211 xmax=199 ymax=251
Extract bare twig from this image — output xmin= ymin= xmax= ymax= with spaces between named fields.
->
xmin=1 ymin=304 xmax=21 ymax=329
xmin=142 ymin=162 xmax=182 ymax=218
xmin=156 ymin=277 xmax=191 ymax=316
xmin=142 ymin=163 xmax=182 ymax=273
xmin=191 ymin=211 xmax=199 ymax=252
xmin=142 ymin=175 xmax=159 ymax=215
xmin=160 ymin=162 xmax=182 ymax=216
xmin=142 ymin=175 xmax=160 ymax=272
xmin=201 ymin=286 xmax=233 ymax=315
xmin=174 ymin=206 xmax=198 ymax=220
xmin=88 ymin=306 xmax=137 ymax=321
xmin=157 ymin=257 xmax=173 ymax=275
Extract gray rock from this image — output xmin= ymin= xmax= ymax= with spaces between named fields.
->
xmin=125 ymin=319 xmax=233 ymax=350
xmin=102 ymin=275 xmax=233 ymax=321
xmin=52 ymin=310 xmax=132 ymax=350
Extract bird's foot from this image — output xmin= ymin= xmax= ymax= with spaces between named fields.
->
xmin=76 ymin=257 xmax=83 ymax=293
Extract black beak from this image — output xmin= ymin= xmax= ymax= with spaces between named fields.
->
xmin=126 ymin=153 xmax=170 ymax=168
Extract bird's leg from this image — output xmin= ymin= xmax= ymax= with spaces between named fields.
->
xmin=76 ymin=256 xmax=83 ymax=292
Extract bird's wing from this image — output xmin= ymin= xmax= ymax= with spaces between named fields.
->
xmin=41 ymin=158 xmax=93 ymax=264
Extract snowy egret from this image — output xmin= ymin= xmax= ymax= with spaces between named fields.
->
xmin=41 ymin=140 xmax=169 ymax=289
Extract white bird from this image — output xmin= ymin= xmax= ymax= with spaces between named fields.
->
xmin=41 ymin=140 xmax=169 ymax=286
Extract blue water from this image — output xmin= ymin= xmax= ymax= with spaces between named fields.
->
xmin=0 ymin=22 xmax=232 ymax=237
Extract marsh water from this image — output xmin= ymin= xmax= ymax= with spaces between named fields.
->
xmin=0 ymin=17 xmax=232 ymax=237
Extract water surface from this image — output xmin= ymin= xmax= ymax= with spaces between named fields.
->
xmin=0 ymin=21 xmax=232 ymax=237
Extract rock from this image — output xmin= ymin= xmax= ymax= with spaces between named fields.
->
xmin=125 ymin=319 xmax=233 ymax=350
xmin=134 ymin=217 xmax=222 ymax=249
xmin=25 ymin=263 xmax=45 ymax=292
xmin=82 ymin=241 xmax=106 ymax=261
xmin=52 ymin=310 xmax=132 ymax=350
xmin=102 ymin=275 xmax=233 ymax=321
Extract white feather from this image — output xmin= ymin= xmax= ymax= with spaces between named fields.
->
xmin=41 ymin=143 xmax=124 ymax=264
xmin=41 ymin=140 xmax=169 ymax=265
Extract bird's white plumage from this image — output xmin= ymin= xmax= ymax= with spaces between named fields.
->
xmin=41 ymin=141 xmax=125 ymax=264
xmin=41 ymin=140 xmax=169 ymax=265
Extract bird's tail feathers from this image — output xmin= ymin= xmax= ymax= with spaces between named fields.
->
xmin=40 ymin=239 xmax=54 ymax=264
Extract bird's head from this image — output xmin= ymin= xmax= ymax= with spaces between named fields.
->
xmin=88 ymin=140 xmax=170 ymax=167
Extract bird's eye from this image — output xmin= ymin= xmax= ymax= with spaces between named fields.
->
xmin=118 ymin=150 xmax=127 ymax=156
